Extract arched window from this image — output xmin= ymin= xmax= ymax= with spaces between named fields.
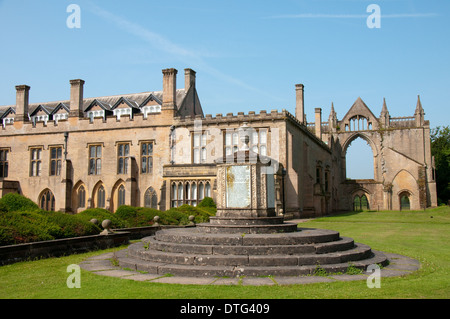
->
xmin=353 ymin=196 xmax=361 ymax=211
xmin=144 ymin=187 xmax=158 ymax=209
xmin=97 ymin=186 xmax=106 ymax=208
xmin=361 ymin=195 xmax=369 ymax=210
xmin=40 ymin=189 xmax=55 ymax=211
xmin=400 ymin=193 xmax=410 ymax=211
xmin=118 ymin=185 xmax=126 ymax=207
xmin=78 ymin=186 xmax=86 ymax=208
xmin=198 ymin=182 xmax=204 ymax=201
xmin=205 ymin=182 xmax=211 ymax=198
xmin=177 ymin=183 xmax=183 ymax=207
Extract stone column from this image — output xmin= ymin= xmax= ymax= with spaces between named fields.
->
xmin=162 ymin=68 xmax=178 ymax=110
xmin=69 ymin=79 xmax=85 ymax=118
xmin=315 ymin=108 xmax=322 ymax=140
xmin=14 ymin=85 xmax=30 ymax=122
xmin=295 ymin=84 xmax=305 ymax=124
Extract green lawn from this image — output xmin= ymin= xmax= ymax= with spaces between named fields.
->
xmin=0 ymin=207 xmax=449 ymax=299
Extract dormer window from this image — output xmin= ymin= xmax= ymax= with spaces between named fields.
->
xmin=113 ymin=108 xmax=132 ymax=120
xmin=142 ymin=105 xmax=161 ymax=118
xmin=53 ymin=113 xmax=68 ymax=123
xmin=32 ymin=115 xmax=48 ymax=125
xmin=2 ymin=117 xmax=14 ymax=127
xmin=87 ymin=110 xmax=105 ymax=122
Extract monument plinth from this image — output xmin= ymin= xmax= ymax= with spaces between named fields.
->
xmin=197 ymin=123 xmax=297 ymax=233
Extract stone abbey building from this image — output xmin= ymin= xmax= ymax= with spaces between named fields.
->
xmin=0 ymin=68 xmax=437 ymax=217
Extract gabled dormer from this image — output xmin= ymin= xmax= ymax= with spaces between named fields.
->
xmin=0 ymin=107 xmax=15 ymax=127
xmin=139 ymin=94 xmax=162 ymax=118
xmin=51 ymin=103 xmax=70 ymax=123
xmin=30 ymin=104 xmax=53 ymax=125
xmin=111 ymin=97 xmax=140 ymax=120
xmin=340 ymin=97 xmax=378 ymax=131
xmin=85 ymin=99 xmax=113 ymax=121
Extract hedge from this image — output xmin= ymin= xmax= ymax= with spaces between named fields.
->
xmin=0 ymin=193 xmax=217 ymax=246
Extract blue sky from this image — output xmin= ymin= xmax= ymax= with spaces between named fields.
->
xmin=0 ymin=0 xmax=449 ymax=178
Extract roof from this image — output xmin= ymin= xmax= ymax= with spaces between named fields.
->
xmin=0 ymin=89 xmax=187 ymax=115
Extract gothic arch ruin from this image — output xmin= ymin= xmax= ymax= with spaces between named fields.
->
xmin=317 ymin=96 xmax=437 ymax=212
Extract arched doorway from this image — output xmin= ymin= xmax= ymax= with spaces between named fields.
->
xmin=353 ymin=194 xmax=370 ymax=211
xmin=400 ymin=192 xmax=411 ymax=211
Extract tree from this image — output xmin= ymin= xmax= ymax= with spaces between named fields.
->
xmin=431 ymin=126 xmax=450 ymax=204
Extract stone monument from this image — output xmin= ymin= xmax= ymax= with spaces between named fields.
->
xmin=114 ymin=124 xmax=389 ymax=277
xmin=198 ymin=122 xmax=297 ymax=234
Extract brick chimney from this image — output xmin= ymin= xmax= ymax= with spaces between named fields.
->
xmin=162 ymin=68 xmax=178 ymax=110
xmin=184 ymin=68 xmax=196 ymax=93
xmin=295 ymin=84 xmax=305 ymax=124
xmin=69 ymin=79 xmax=85 ymax=118
xmin=315 ymin=108 xmax=322 ymax=140
xmin=15 ymin=85 xmax=30 ymax=122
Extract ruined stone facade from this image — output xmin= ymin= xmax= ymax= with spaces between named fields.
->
xmin=0 ymin=68 xmax=437 ymax=217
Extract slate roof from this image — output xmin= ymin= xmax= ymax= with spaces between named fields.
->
xmin=0 ymin=89 xmax=187 ymax=116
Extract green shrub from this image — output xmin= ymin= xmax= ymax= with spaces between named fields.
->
xmin=198 ymin=197 xmax=216 ymax=208
xmin=0 ymin=193 xmax=39 ymax=212
xmin=0 ymin=210 xmax=60 ymax=245
xmin=76 ymin=208 xmax=126 ymax=229
xmin=174 ymin=204 xmax=215 ymax=224
xmin=38 ymin=211 xmax=100 ymax=238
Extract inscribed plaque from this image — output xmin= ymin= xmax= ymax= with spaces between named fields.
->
xmin=226 ymin=165 xmax=251 ymax=208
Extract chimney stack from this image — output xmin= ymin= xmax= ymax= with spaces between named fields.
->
xmin=69 ymin=79 xmax=85 ymax=118
xmin=315 ymin=108 xmax=322 ymax=140
xmin=295 ymin=84 xmax=305 ymax=124
xmin=184 ymin=68 xmax=196 ymax=93
xmin=162 ymin=68 xmax=178 ymax=110
xmin=15 ymin=85 xmax=30 ymax=122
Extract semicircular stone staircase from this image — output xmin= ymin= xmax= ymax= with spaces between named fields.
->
xmin=114 ymin=216 xmax=389 ymax=277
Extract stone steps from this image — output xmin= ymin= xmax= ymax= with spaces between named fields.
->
xmin=142 ymin=235 xmax=355 ymax=256
xmin=113 ymin=226 xmax=389 ymax=277
xmin=115 ymin=248 xmax=388 ymax=277
xmin=127 ymin=242 xmax=372 ymax=267
xmin=196 ymin=222 xmax=298 ymax=234
xmin=153 ymin=228 xmax=341 ymax=246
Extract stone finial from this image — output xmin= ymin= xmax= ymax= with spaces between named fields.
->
xmin=188 ymin=215 xmax=195 ymax=226
xmin=238 ymin=122 xmax=250 ymax=151
xmin=100 ymin=219 xmax=114 ymax=235
xmin=153 ymin=216 xmax=160 ymax=226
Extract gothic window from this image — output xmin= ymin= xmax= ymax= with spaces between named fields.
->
xmin=141 ymin=142 xmax=153 ymax=174
xmin=30 ymin=148 xmax=42 ymax=177
xmin=250 ymin=129 xmax=268 ymax=156
xmin=40 ymin=189 xmax=55 ymax=211
xmin=0 ymin=149 xmax=9 ymax=178
xmin=144 ymin=187 xmax=158 ymax=209
xmin=193 ymin=133 xmax=207 ymax=164
xmin=50 ymin=147 xmax=62 ymax=176
xmin=97 ymin=185 xmax=106 ymax=208
xmin=171 ymin=181 xmax=211 ymax=208
xmin=78 ymin=185 xmax=86 ymax=209
xmin=88 ymin=145 xmax=102 ymax=175
xmin=118 ymin=185 xmax=126 ymax=207
xmin=225 ymin=131 xmax=239 ymax=155
xmin=353 ymin=196 xmax=361 ymax=211
xmin=117 ymin=143 xmax=130 ymax=174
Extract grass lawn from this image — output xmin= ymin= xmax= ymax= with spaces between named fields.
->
xmin=0 ymin=207 xmax=449 ymax=299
